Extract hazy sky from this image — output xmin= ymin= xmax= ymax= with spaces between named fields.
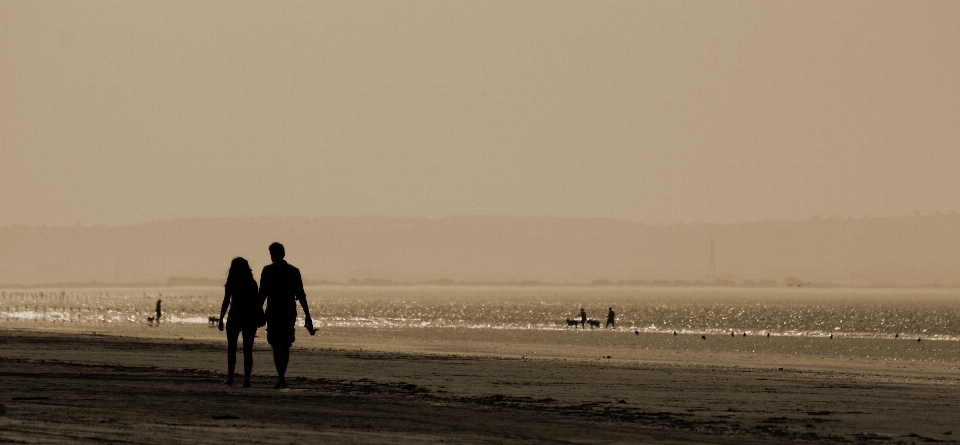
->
xmin=2 ymin=0 xmax=958 ymax=226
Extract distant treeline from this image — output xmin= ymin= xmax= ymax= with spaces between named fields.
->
xmin=2 ymin=215 xmax=960 ymax=287
xmin=5 ymin=277 xmax=958 ymax=290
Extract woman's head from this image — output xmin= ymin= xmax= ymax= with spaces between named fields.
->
xmin=226 ymin=257 xmax=254 ymax=287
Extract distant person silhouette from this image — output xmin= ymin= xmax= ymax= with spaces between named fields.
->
xmin=259 ymin=242 xmax=315 ymax=389
xmin=579 ymin=308 xmax=587 ymax=329
xmin=155 ymin=299 xmax=162 ymax=324
xmin=218 ymin=257 xmax=260 ymax=387
xmin=605 ymin=307 xmax=616 ymax=329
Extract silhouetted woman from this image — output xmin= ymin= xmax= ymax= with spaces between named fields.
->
xmin=219 ymin=257 xmax=260 ymax=387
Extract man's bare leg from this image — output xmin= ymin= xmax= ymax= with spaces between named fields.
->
xmin=272 ymin=347 xmax=289 ymax=388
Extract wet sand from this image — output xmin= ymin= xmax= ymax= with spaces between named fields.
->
xmin=2 ymin=327 xmax=960 ymax=444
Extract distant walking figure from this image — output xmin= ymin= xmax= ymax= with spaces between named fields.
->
xmin=155 ymin=299 xmax=162 ymax=324
xmin=579 ymin=308 xmax=587 ymax=329
xmin=605 ymin=308 xmax=616 ymax=329
xmin=259 ymin=242 xmax=315 ymax=389
xmin=218 ymin=257 xmax=261 ymax=387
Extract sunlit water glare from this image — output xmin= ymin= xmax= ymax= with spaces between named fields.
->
xmin=3 ymin=286 xmax=960 ymax=341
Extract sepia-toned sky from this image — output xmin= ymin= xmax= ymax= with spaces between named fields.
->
xmin=2 ymin=0 xmax=958 ymax=226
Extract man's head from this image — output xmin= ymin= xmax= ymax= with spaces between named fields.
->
xmin=269 ymin=242 xmax=285 ymax=263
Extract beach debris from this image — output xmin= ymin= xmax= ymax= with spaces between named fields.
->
xmin=895 ymin=333 xmax=899 ymax=338
xmin=618 ymin=399 xmax=627 ymax=404
xmin=731 ymin=331 xmax=735 ymax=337
xmin=918 ymin=337 xmax=922 ymax=342
xmin=673 ymin=331 xmax=677 ymax=336
xmin=743 ymin=332 xmax=747 ymax=337
xmin=829 ymin=334 xmax=833 ymax=339
xmin=701 ymin=335 xmax=706 ymax=340
xmin=767 ymin=333 xmax=771 ymax=337
xmin=634 ymin=330 xmax=639 ymax=335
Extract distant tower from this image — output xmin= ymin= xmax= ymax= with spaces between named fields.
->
xmin=709 ymin=239 xmax=717 ymax=281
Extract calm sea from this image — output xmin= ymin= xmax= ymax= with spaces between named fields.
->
xmin=3 ymin=286 xmax=959 ymax=340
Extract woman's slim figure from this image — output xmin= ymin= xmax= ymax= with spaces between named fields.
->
xmin=219 ymin=257 xmax=260 ymax=387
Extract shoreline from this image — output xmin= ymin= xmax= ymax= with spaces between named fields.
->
xmin=6 ymin=322 xmax=960 ymax=377
xmin=3 ymin=327 xmax=960 ymax=443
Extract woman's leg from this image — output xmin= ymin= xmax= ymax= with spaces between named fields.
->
xmin=226 ymin=324 xmax=240 ymax=384
xmin=241 ymin=326 xmax=256 ymax=386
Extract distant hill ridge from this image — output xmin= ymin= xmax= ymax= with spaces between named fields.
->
xmin=2 ymin=215 xmax=960 ymax=287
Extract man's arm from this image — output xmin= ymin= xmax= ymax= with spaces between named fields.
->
xmin=258 ymin=267 xmax=269 ymax=309
xmin=294 ymin=269 xmax=315 ymax=335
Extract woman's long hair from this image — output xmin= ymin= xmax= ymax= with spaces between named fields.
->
xmin=225 ymin=257 xmax=256 ymax=292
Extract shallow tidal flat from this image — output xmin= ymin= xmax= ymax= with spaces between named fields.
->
xmin=2 ymin=326 xmax=960 ymax=443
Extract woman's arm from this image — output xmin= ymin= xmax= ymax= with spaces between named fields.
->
xmin=218 ymin=287 xmax=230 ymax=331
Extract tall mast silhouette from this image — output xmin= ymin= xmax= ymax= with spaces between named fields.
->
xmin=709 ymin=238 xmax=716 ymax=281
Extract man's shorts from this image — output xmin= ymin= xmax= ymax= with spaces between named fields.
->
xmin=267 ymin=319 xmax=296 ymax=348
xmin=265 ymin=301 xmax=298 ymax=348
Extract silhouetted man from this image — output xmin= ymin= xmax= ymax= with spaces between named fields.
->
xmin=155 ymin=299 xmax=162 ymax=325
xmin=605 ymin=307 xmax=615 ymax=329
xmin=579 ymin=308 xmax=587 ymax=329
xmin=259 ymin=242 xmax=315 ymax=389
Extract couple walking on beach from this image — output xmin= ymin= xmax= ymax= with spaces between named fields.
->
xmin=218 ymin=242 xmax=315 ymax=388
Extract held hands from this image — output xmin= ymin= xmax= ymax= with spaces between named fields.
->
xmin=305 ymin=317 xmax=316 ymax=336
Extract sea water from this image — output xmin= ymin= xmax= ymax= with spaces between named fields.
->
xmin=2 ymin=286 xmax=959 ymax=341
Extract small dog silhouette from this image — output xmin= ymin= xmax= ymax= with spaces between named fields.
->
xmin=147 ymin=316 xmax=155 ymax=325
xmin=586 ymin=319 xmax=601 ymax=329
xmin=208 ymin=316 xmax=220 ymax=326
xmin=565 ymin=318 xmax=581 ymax=328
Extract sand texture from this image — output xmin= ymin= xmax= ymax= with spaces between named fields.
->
xmin=2 ymin=328 xmax=960 ymax=444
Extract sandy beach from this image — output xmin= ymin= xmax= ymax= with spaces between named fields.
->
xmin=2 ymin=325 xmax=960 ymax=444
